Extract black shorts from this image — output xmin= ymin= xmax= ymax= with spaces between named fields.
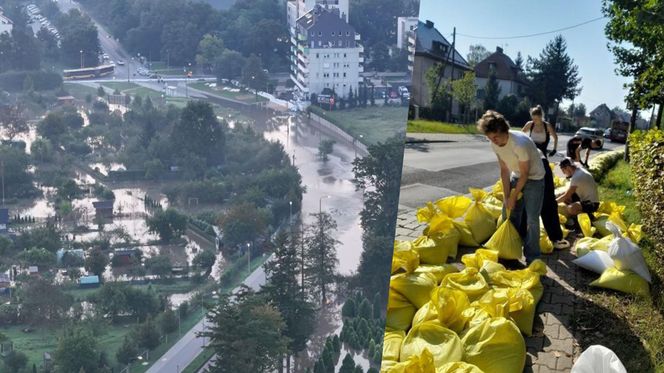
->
xmin=572 ymin=193 xmax=599 ymax=215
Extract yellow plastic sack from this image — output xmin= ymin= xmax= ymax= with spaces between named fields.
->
xmin=412 ymin=301 xmax=438 ymax=328
xmin=596 ymin=201 xmax=626 ymax=217
xmin=578 ymin=213 xmax=596 ymax=238
xmin=411 ymin=235 xmax=448 ymax=265
xmin=466 ymin=188 xmax=498 ymax=244
xmin=475 ymin=288 xmax=537 ymax=336
xmin=453 ymin=220 xmax=481 ymax=247
xmin=392 ymin=241 xmax=420 ymax=274
xmin=422 ymin=228 xmax=461 ymax=260
xmin=558 ymin=213 xmax=567 ymax=225
xmin=479 ymin=261 xmax=506 ymax=281
xmin=461 ymin=249 xmax=499 ymax=270
xmin=386 ymin=290 xmax=417 ymax=331
xmin=491 ymin=179 xmax=504 ymax=201
xmin=590 ymin=267 xmax=650 ymax=298
xmin=401 ymin=321 xmax=463 ymax=366
xmin=416 ymin=202 xmax=438 ymax=224
xmin=484 ymin=211 xmax=522 ymax=260
xmin=479 ymin=190 xmax=503 ymax=221
xmin=441 ymin=267 xmax=490 ymax=302
xmin=437 ymin=362 xmax=484 ymax=373
xmin=460 ymin=317 xmax=526 ymax=373
xmin=430 ymin=287 xmax=471 ymax=333
xmin=383 ymin=348 xmax=435 ymax=373
xmin=415 ymin=264 xmax=459 ymax=285
xmin=383 ymin=330 xmax=406 ymax=362
xmin=539 ymin=225 xmax=554 ymax=254
xmin=602 ymin=213 xmax=643 ymax=243
xmin=488 ymin=260 xmax=547 ymax=304
xmin=391 ymin=272 xmax=438 ymax=309
xmin=561 ymin=224 xmax=570 ymax=239
xmin=575 ymin=235 xmax=612 ymax=257
xmin=436 ymin=196 xmax=478 ymax=248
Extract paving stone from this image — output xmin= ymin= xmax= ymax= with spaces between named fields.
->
xmin=543 ymin=324 xmax=560 ymax=340
xmin=536 ymin=352 xmax=558 ymax=370
xmin=559 ymin=325 xmax=574 ymax=340
xmin=544 ymin=338 xmax=575 ymax=356
xmin=538 ymin=365 xmax=553 ymax=373
xmin=556 ymin=355 xmax=574 ymax=371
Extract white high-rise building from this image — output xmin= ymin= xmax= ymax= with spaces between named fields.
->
xmin=396 ymin=17 xmax=418 ymax=49
xmin=288 ymin=0 xmax=349 ymax=32
xmin=0 ymin=11 xmax=13 ymax=35
xmin=290 ymin=5 xmax=363 ymax=100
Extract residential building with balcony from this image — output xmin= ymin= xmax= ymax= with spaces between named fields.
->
xmin=397 ymin=16 xmax=418 ymax=49
xmin=291 ymin=5 xmax=364 ymax=100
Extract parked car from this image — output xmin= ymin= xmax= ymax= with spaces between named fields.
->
xmin=116 ymin=60 xmax=125 ymax=66
xmin=575 ymin=127 xmax=605 ymax=149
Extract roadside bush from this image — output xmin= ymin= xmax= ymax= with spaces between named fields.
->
xmin=587 ymin=148 xmax=625 ymax=180
xmin=630 ymin=130 xmax=664 ymax=257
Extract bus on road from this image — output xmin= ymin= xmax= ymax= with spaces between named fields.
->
xmin=62 ymin=64 xmax=115 ymax=80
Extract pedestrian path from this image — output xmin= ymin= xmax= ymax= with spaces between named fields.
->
xmin=395 ymin=207 xmax=581 ymax=372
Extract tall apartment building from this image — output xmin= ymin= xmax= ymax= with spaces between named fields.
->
xmin=0 ymin=11 xmax=13 ymax=35
xmin=396 ymin=16 xmax=418 ymax=49
xmin=287 ymin=0 xmax=349 ymax=32
xmin=290 ymin=5 xmax=364 ymax=100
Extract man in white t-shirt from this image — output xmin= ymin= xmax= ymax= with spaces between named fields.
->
xmin=477 ymin=110 xmax=545 ymax=264
xmin=557 ymin=157 xmax=600 ymax=218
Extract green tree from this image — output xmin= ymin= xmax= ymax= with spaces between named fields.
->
xmin=18 ymin=247 xmax=56 ymax=267
xmin=58 ymin=9 xmax=101 ymax=68
xmin=466 ymin=44 xmax=491 ymax=67
xmin=369 ymin=42 xmax=390 ymax=71
xmin=159 ymin=309 xmax=179 ymax=334
xmin=483 ymin=70 xmax=501 ymax=111
xmin=241 ymin=54 xmax=269 ymax=92
xmin=53 ymin=327 xmax=98 ymax=373
xmin=85 ymin=248 xmax=108 ymax=278
xmin=218 ymin=203 xmax=270 ymax=248
xmin=201 ymin=290 xmax=289 ymax=373
xmin=214 ymin=49 xmax=245 ymax=81
xmin=342 ymin=298 xmax=357 ymax=318
xmin=452 ymin=71 xmax=478 ymax=123
xmin=339 ymin=353 xmax=355 ymax=373
xmin=97 ymin=86 xmax=106 ymax=97
xmin=4 ymin=350 xmax=28 ymax=372
xmin=30 ymin=138 xmax=54 ymax=162
xmin=196 ymin=34 xmax=225 ymax=73
xmin=38 ymin=112 xmax=67 ymax=140
xmin=318 ymin=139 xmax=336 ymax=162
xmin=171 ymin=101 xmax=225 ymax=164
xmin=0 ymin=104 xmax=28 ymax=141
xmin=193 ymin=249 xmax=216 ymax=273
xmin=304 ymin=212 xmax=339 ymax=305
xmin=146 ymin=208 xmax=187 ymax=243
xmin=358 ymin=298 xmax=373 ymax=320
xmin=116 ymin=336 xmax=138 ymax=365
xmin=135 ymin=317 xmax=161 ymax=350
xmin=145 ymin=255 xmax=173 ymax=279
xmin=525 ymin=35 xmax=582 ymax=112
xmin=426 ymin=64 xmax=452 ymax=120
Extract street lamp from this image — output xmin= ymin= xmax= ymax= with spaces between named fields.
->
xmin=289 ymin=201 xmax=293 ymax=225
xmin=247 ymin=242 xmax=251 ymax=274
xmin=80 ymin=50 xmax=83 ymax=68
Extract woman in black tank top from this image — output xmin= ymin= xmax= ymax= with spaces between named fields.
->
xmin=522 ymin=105 xmax=559 ymax=158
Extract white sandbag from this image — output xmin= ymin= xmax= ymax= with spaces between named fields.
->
xmin=572 ymin=251 xmax=614 ymax=274
xmin=571 ymin=345 xmax=627 ymax=373
xmin=606 ymin=222 xmax=651 ymax=283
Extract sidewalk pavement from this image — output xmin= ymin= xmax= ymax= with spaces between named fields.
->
xmin=395 ymin=209 xmax=582 ymax=372
xmin=405 ymin=133 xmax=488 ymax=143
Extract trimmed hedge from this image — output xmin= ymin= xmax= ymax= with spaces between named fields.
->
xmin=588 ymin=148 xmax=625 ymax=181
xmin=630 ymin=130 xmax=664 ymax=255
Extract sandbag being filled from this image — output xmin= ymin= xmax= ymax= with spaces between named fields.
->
xmin=484 ymin=211 xmax=522 ymax=260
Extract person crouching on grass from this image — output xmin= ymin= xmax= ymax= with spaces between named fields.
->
xmin=477 ymin=110 xmax=545 ymax=265
xmin=557 ymin=157 xmax=600 ymax=220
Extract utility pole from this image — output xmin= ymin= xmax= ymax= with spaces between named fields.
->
xmin=450 ymin=27 xmax=456 ymax=122
xmin=1 ymin=160 xmax=4 ymax=207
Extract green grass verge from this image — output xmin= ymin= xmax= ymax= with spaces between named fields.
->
xmin=189 ymin=82 xmax=268 ymax=103
xmin=308 ymin=105 xmax=408 ymax=145
xmin=63 ymin=83 xmax=99 ymax=100
xmin=407 ymin=119 xmax=479 ymax=134
xmin=101 ymin=82 xmax=140 ymax=92
xmin=572 ymin=160 xmax=664 ymax=372
xmin=182 ymin=347 xmax=215 ymax=373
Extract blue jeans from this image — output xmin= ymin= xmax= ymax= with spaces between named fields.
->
xmin=503 ymin=177 xmax=545 ymax=263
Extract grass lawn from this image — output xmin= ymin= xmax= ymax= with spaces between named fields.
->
xmin=572 ymin=160 xmax=664 ymax=372
xmin=189 ymin=82 xmax=268 ymax=103
xmin=101 ymin=82 xmax=140 ymax=92
xmin=407 ymin=119 xmax=479 ymax=134
xmin=122 ymin=86 xmax=190 ymax=108
xmin=309 ymin=105 xmax=408 ymax=145
xmin=182 ymin=347 xmax=214 ymax=373
xmin=63 ymin=83 xmax=99 ymax=100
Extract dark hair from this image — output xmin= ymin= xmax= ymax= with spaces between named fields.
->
xmin=530 ymin=105 xmax=543 ymax=117
xmin=593 ymin=139 xmax=602 ymax=146
xmin=476 ymin=110 xmax=510 ymax=134
xmin=559 ymin=157 xmax=575 ymax=169
xmin=581 ymin=138 xmax=592 ymax=148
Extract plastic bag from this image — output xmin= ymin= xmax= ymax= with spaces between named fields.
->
xmin=383 ymin=348 xmax=435 ymax=373
xmin=400 ymin=320 xmax=463 ymax=366
xmin=382 ymin=330 xmax=406 ymax=362
xmin=590 ymin=267 xmax=650 ymax=297
xmin=460 ymin=317 xmax=526 ymax=373
xmin=596 ymin=201 xmax=626 ymax=217
xmin=441 ymin=267 xmax=490 ymax=302
xmin=411 ymin=235 xmax=448 ymax=265
xmin=479 ymin=261 xmax=506 ymax=281
xmin=386 ymin=290 xmax=417 ymax=331
xmin=390 ymin=272 xmax=438 ymax=309
xmin=484 ymin=210 xmax=522 ymax=260
xmin=437 ymin=362 xmax=484 ymax=373
xmin=436 ymin=196 xmax=479 ymax=248
xmin=575 ymin=235 xmax=612 ymax=257
xmin=489 ymin=260 xmax=547 ymax=304
xmin=540 ymin=225 xmax=554 ymax=254
xmin=571 ymin=345 xmax=627 ymax=373
xmin=578 ymin=213 xmax=596 ymax=238
xmin=423 ymin=215 xmax=462 ymax=259
xmin=474 ymin=288 xmax=537 ymax=336
xmin=466 ymin=188 xmax=498 ymax=244
xmin=461 ymin=248 xmax=499 ymax=270
xmin=573 ymin=250 xmax=615 ymax=274
xmin=430 ymin=287 xmax=471 ymax=334
xmin=477 ymin=188 xmax=503 ymax=220
xmin=414 ymin=264 xmax=459 ymax=285
xmin=416 ymin=201 xmax=438 ymax=224
xmin=392 ymin=241 xmax=420 ymax=274
xmin=412 ymin=301 xmax=438 ymax=328
xmin=606 ymin=222 xmax=651 ymax=283
xmin=491 ymin=179 xmax=504 ymax=201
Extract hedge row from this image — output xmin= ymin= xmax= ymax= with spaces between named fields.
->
xmin=587 ymin=148 xmax=625 ymax=181
xmin=630 ymin=129 xmax=664 ymax=255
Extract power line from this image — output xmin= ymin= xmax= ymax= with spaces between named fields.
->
xmin=456 ymin=16 xmax=606 ymax=40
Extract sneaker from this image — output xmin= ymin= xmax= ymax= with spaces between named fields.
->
xmin=553 ymin=239 xmax=570 ymax=250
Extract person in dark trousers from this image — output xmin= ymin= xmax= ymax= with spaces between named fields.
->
xmin=522 ymin=105 xmax=559 ymax=158
xmin=557 ymin=157 xmax=600 ymax=219
xmin=567 ymin=137 xmax=601 ymax=168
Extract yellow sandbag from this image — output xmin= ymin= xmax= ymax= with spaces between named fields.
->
xmin=441 ymin=267 xmax=490 ymax=302
xmin=461 ymin=249 xmax=499 ymax=270
xmin=430 ymin=287 xmax=471 ymax=333
xmin=390 ymin=272 xmax=438 ymax=309
xmin=411 ymin=235 xmax=448 ymax=265
xmin=392 ymin=241 xmax=420 ymax=274
xmin=491 ymin=179 xmax=504 ymax=201
xmin=578 ymin=213 xmax=596 ymax=238
xmin=480 ymin=191 xmax=503 ymax=221
xmin=603 ymin=212 xmax=643 ymax=243
xmin=488 ymin=260 xmax=547 ymax=304
xmin=558 ymin=213 xmax=567 ymax=225
xmin=437 ymin=361 xmax=484 ymax=373
xmin=484 ymin=211 xmax=522 ymax=260
xmin=401 ymin=321 xmax=463 ymax=366
xmin=423 ymin=228 xmax=461 ymax=260
xmin=475 ymin=288 xmax=537 ymax=336
xmin=386 ymin=290 xmax=417 ymax=331
xmin=415 ymin=264 xmax=459 ymax=285
xmin=590 ymin=267 xmax=650 ymax=298
xmin=575 ymin=235 xmax=612 ymax=257
xmin=596 ymin=201 xmax=626 ymax=217
xmin=383 ymin=330 xmax=406 ymax=362
xmin=558 ymin=202 xmax=568 ymax=216
xmin=383 ymin=348 xmax=435 ymax=373
xmin=540 ymin=225 xmax=554 ymax=254
xmin=412 ymin=301 xmax=438 ymax=328
xmin=416 ymin=202 xmax=438 ymax=224
xmin=593 ymin=216 xmax=612 ymax=237
xmin=479 ymin=261 xmax=506 ymax=281
xmin=436 ymin=196 xmax=478 ymax=248
xmin=561 ymin=224 xmax=570 ymax=239
xmin=460 ymin=317 xmax=526 ymax=373
xmin=453 ymin=220 xmax=481 ymax=247
xmin=466 ymin=188 xmax=498 ymax=244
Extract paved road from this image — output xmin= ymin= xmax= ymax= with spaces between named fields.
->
xmin=399 ymin=133 xmax=624 ymax=209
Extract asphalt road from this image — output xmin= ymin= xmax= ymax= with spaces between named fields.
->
xmin=399 ymin=133 xmax=625 ymax=209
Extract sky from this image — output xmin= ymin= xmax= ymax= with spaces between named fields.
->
xmin=418 ymin=0 xmax=635 ymax=114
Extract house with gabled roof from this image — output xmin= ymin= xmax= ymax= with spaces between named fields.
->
xmin=474 ymin=46 xmax=527 ymax=101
